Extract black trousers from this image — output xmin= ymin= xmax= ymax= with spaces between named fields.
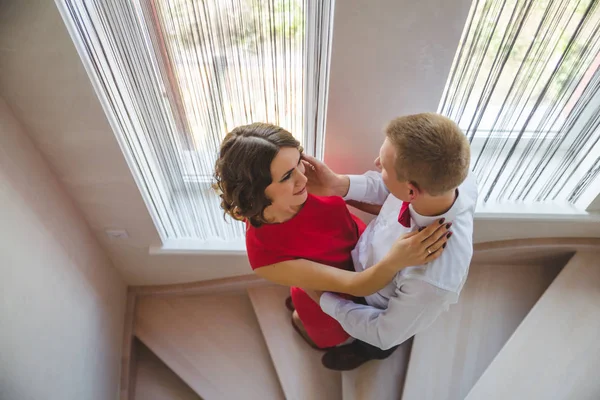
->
xmin=352 ymin=338 xmax=400 ymax=360
xmin=351 ymin=296 xmax=401 ymax=359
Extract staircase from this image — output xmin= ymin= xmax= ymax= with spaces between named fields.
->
xmin=133 ymin=340 xmax=201 ymax=400
xmin=122 ymin=241 xmax=600 ymax=400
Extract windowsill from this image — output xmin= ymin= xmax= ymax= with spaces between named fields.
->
xmin=149 ymin=204 xmax=600 ymax=255
xmin=150 ymin=238 xmax=246 ymax=256
xmin=473 ymin=202 xmax=600 ymax=221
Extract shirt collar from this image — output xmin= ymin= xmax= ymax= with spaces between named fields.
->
xmin=409 ymin=188 xmax=465 ymax=228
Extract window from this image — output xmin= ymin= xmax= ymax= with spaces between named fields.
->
xmin=59 ymin=0 xmax=334 ymax=247
xmin=441 ymin=0 xmax=600 ymax=212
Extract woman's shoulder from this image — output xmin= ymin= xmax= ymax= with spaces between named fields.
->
xmin=246 ymin=194 xmax=349 ymax=239
xmin=306 ymin=194 xmax=353 ymax=217
xmin=307 ymin=193 xmax=346 ymax=208
xmin=245 ymin=219 xmax=294 ymax=270
xmin=245 ymin=216 xmax=291 ymax=245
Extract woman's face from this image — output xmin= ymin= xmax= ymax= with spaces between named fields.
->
xmin=265 ymin=147 xmax=308 ymax=208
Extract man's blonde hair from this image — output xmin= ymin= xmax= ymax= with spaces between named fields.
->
xmin=385 ymin=113 xmax=470 ymax=196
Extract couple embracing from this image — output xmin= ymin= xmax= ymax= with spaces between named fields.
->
xmin=214 ymin=113 xmax=477 ymax=371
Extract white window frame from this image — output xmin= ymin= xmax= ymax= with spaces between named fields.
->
xmin=56 ymin=0 xmax=335 ymax=253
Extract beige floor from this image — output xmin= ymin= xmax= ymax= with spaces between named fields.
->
xmin=248 ymin=285 xmax=342 ymax=400
xmin=402 ymin=263 xmax=562 ymax=400
xmin=342 ymin=338 xmax=412 ymax=400
xmin=467 ymin=252 xmax=600 ymax=400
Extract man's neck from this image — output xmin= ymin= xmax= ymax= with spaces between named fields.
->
xmin=411 ymin=189 xmax=458 ymax=217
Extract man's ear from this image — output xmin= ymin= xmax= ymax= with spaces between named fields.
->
xmin=407 ymin=182 xmax=420 ymax=202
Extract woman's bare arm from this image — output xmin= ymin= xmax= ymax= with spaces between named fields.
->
xmin=255 ymin=258 xmax=401 ymax=296
xmin=254 ymin=220 xmax=451 ymax=296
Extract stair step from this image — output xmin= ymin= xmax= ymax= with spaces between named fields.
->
xmin=248 ymin=285 xmax=342 ymax=400
xmin=134 ymin=292 xmax=284 ymax=400
xmin=134 ymin=339 xmax=202 ymax=400
xmin=342 ymin=339 xmax=412 ymax=400
xmin=466 ymin=252 xmax=600 ymax=399
xmin=402 ymin=263 xmax=561 ymax=400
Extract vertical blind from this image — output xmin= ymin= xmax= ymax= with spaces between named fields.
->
xmin=60 ymin=0 xmax=334 ymax=242
xmin=440 ymin=0 xmax=600 ymax=206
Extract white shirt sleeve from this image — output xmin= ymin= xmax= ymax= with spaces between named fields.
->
xmin=343 ymin=171 xmax=390 ymax=204
xmin=320 ymin=280 xmax=451 ymax=350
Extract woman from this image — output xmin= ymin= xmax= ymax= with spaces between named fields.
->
xmin=214 ymin=123 xmax=449 ymax=349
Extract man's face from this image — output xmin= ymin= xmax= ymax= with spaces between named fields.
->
xmin=375 ymin=138 xmax=413 ymax=202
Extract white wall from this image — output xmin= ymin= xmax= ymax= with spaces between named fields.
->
xmin=325 ymin=0 xmax=474 ymax=174
xmin=0 ymin=98 xmax=126 ymax=399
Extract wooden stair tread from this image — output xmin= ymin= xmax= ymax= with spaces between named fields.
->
xmin=466 ymin=252 xmax=600 ymax=399
xmin=134 ymin=292 xmax=284 ymax=400
xmin=402 ymin=263 xmax=562 ymax=400
xmin=342 ymin=339 xmax=412 ymax=400
xmin=134 ymin=339 xmax=202 ymax=400
xmin=248 ymin=285 xmax=342 ymax=400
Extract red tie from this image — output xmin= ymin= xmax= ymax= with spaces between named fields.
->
xmin=398 ymin=201 xmax=411 ymax=228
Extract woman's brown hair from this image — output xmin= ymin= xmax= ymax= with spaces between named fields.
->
xmin=214 ymin=122 xmax=302 ymax=227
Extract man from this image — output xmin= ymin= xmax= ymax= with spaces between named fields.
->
xmin=303 ymin=113 xmax=478 ymax=370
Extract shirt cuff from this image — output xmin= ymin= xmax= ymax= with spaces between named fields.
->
xmin=343 ymin=175 xmax=368 ymax=201
xmin=320 ymin=292 xmax=345 ymax=317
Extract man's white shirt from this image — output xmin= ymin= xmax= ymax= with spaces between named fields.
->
xmin=320 ymin=171 xmax=478 ymax=349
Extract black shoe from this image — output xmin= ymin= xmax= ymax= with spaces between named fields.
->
xmin=322 ymin=340 xmax=399 ymax=371
xmin=321 ymin=341 xmax=372 ymax=371
xmin=285 ymin=296 xmax=295 ymax=312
